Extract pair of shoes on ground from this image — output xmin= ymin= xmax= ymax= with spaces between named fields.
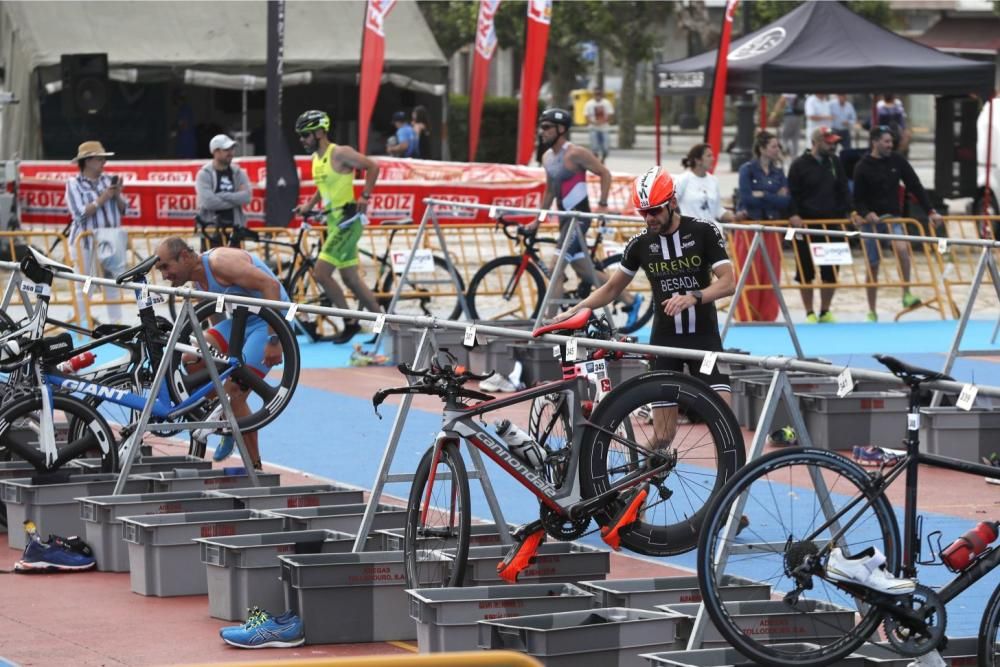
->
xmin=853 ymin=445 xmax=903 ymax=467
xmin=221 ymin=607 xmax=304 ymax=648
xmin=15 ymin=533 xmax=95 ymax=573
xmin=804 ymin=311 xmax=836 ymax=324
xmin=826 ymin=546 xmax=916 ymax=595
xmin=349 ymin=344 xmax=389 ymax=367
xmin=479 ymin=361 xmax=525 ymax=393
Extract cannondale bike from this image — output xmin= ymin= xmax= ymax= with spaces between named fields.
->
xmin=372 ymin=308 xmax=745 ymax=589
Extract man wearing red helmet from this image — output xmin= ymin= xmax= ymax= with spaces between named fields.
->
xmin=553 ymin=165 xmax=735 ymax=404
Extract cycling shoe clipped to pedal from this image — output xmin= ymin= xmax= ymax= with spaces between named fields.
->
xmin=826 ymin=546 xmax=916 ymax=595
xmin=600 ymin=484 xmax=648 ymax=551
xmin=496 ymin=528 xmax=546 ymax=584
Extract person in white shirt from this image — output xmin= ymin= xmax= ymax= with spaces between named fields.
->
xmin=673 ymin=144 xmax=739 ymax=232
xmin=804 ymin=94 xmax=833 ymax=141
xmin=829 ymin=95 xmax=858 ymax=150
xmin=583 ymin=87 xmax=615 ymax=163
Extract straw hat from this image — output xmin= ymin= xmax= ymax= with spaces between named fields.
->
xmin=71 ymin=140 xmax=115 ymax=163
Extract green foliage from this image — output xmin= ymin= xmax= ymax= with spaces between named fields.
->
xmin=448 ymin=94 xmax=539 ymax=164
xmin=740 ymin=0 xmax=895 ymax=32
xmin=416 ymin=1 xmax=478 ymax=60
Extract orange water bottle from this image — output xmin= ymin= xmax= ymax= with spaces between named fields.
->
xmin=941 ymin=521 xmax=999 ymax=572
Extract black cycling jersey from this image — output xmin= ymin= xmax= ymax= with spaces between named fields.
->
xmin=619 ymin=215 xmax=731 ymax=336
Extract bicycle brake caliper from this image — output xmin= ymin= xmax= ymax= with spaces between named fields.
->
xmin=497 ymin=528 xmax=546 ymax=584
xmin=601 ymin=483 xmax=649 ymax=551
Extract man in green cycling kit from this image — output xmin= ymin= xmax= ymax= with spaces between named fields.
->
xmin=294 ymin=110 xmax=382 ymax=344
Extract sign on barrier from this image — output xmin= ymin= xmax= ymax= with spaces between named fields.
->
xmin=810 ymin=242 xmax=853 ymax=265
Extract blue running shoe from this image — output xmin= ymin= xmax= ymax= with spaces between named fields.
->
xmin=213 ymin=434 xmax=235 ymax=462
xmin=624 ymin=294 xmax=644 ymax=330
xmin=15 ymin=537 xmax=95 ymax=572
xmin=221 ymin=608 xmax=305 ymax=649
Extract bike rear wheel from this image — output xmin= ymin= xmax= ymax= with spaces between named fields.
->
xmin=697 ymin=448 xmax=901 ymax=667
xmin=580 ymin=371 xmax=744 ymax=556
xmin=978 ymin=572 xmax=1000 ymax=666
xmin=404 ymin=441 xmax=470 ymax=589
xmin=467 ymin=256 xmax=545 ymax=321
xmin=379 ymin=255 xmax=465 ymax=321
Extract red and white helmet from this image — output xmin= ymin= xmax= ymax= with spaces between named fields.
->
xmin=631 ymin=166 xmax=675 ymax=212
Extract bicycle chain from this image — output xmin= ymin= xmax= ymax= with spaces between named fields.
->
xmin=538 ymin=492 xmax=672 ymax=543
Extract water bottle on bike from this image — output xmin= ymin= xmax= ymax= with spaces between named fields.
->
xmin=941 ymin=521 xmax=1000 ymax=572
xmin=494 ymin=419 xmax=546 ymax=469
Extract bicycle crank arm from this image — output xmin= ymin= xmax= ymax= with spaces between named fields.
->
xmin=566 ymin=462 xmax=673 ymax=520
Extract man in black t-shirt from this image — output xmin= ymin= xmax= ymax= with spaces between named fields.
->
xmin=196 ymin=134 xmax=251 ymax=237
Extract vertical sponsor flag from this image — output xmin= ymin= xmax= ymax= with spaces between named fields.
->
xmin=705 ymin=0 xmax=739 ymax=172
xmin=265 ymin=0 xmax=300 ymax=227
xmin=516 ymin=0 xmax=552 ymax=165
xmin=358 ymin=0 xmax=397 ymax=154
xmin=469 ymin=0 xmax=502 ymax=162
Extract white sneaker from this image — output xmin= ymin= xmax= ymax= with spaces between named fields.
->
xmin=826 ymin=547 xmax=916 ymax=595
xmin=479 ymin=373 xmax=518 ymax=393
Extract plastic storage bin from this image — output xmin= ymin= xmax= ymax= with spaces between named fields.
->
xmin=376 ymin=523 xmax=505 ymax=552
xmin=0 ymin=461 xmax=42 ymax=533
xmin=511 ymin=341 xmax=564 ymax=385
xmin=267 ymin=502 xmax=407 ymax=533
xmin=2 ymin=473 xmax=150 ymax=550
xmin=479 ymin=607 xmax=686 ymax=667
xmin=279 ymin=550 xmax=449 ymax=643
xmin=197 ymin=529 xmax=356 ymax=621
xmin=71 ymin=455 xmax=211 ymax=474
xmin=453 ymin=542 xmax=610 ymax=586
xmin=392 ymin=326 xmax=471 ymax=367
xmin=639 ymin=643 xmax=865 ymax=666
xmin=121 ymin=509 xmax=284 ymax=596
xmin=578 ymin=575 xmax=770 ymax=609
xmin=135 ymin=469 xmax=281 ymax=493
xmin=848 ymin=636 xmax=978 ymax=665
xmin=210 ymin=483 xmax=364 ymax=511
xmin=919 ymin=407 xmax=1000 ymax=464
xmin=468 ymin=320 xmax=537 ymax=377
xmin=662 ymin=600 xmax=857 ymax=647
xmin=79 ymin=490 xmax=238 ymax=571
xmin=408 ymin=582 xmax=594 ymax=653
xmin=798 ymin=391 xmax=909 ymax=450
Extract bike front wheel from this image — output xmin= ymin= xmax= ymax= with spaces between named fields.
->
xmin=379 ymin=255 xmax=466 ymax=321
xmin=404 ymin=441 xmax=471 ymax=589
xmin=466 ymin=256 xmax=545 ymax=321
xmin=697 ymin=448 xmax=901 ymax=667
xmin=580 ymin=371 xmax=744 ymax=556
xmin=978 ymin=577 xmax=1000 ymax=666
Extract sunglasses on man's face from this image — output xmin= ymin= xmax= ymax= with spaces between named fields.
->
xmin=640 ymin=205 xmax=665 ymax=218
xmin=298 ymin=132 xmax=313 ymax=139
xmin=538 ymin=123 xmax=556 ymax=131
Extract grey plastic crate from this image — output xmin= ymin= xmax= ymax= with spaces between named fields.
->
xmin=0 ymin=461 xmax=41 ymax=534
xmin=121 ymin=508 xmax=284 ymax=596
xmin=279 ymin=550 xmax=449 ymax=643
xmin=78 ymin=491 xmax=238 ymax=572
xmin=135 ymin=469 xmax=281 ymax=493
xmin=408 ymin=582 xmax=594 ymax=653
xmin=392 ymin=326 xmax=471 ymax=367
xmin=479 ymin=607 xmax=686 ymax=667
xmin=640 ymin=643 xmax=865 ymax=666
xmin=608 ymin=358 xmax=650 ymax=387
xmin=662 ymin=600 xmax=857 ymax=647
xmin=578 ymin=575 xmax=770 ymax=610
xmin=798 ymin=391 xmax=909 ymax=450
xmin=468 ymin=320 xmax=537 ymax=377
xmin=452 ymin=543 xmax=610 ymax=586
xmin=919 ymin=407 xmax=1000 ymax=464
xmin=848 ymin=636 xmax=978 ymax=665
xmin=511 ymin=341 xmax=564 ymax=385
xmin=376 ymin=523 xmax=505 ymax=552
xmin=210 ymin=483 xmax=364 ymax=511
xmin=267 ymin=502 xmax=407 ymax=533
xmin=197 ymin=529 xmax=356 ymax=621
xmin=2 ymin=473 xmax=150 ymax=550
xmin=71 ymin=456 xmax=212 ymax=474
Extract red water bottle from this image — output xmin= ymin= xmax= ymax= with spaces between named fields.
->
xmin=941 ymin=521 xmax=1000 ymax=572
xmin=57 ymin=351 xmax=96 ymax=373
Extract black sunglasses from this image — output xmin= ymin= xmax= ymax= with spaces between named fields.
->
xmin=639 ymin=205 xmax=665 ymax=217
xmin=538 ymin=123 xmax=556 ymax=131
xmin=298 ymin=132 xmax=313 ymax=139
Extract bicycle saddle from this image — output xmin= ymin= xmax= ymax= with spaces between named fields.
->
xmin=115 ymin=255 xmax=159 ymax=284
xmin=532 ymin=308 xmax=592 ymax=337
xmin=874 ymin=354 xmax=953 ymax=385
xmin=26 ymin=247 xmax=73 ymax=273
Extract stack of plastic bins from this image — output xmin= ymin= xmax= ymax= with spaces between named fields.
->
xmin=408 ymin=583 xmax=594 ymax=653
xmin=210 ymin=483 xmax=363 ymax=511
xmin=453 ymin=543 xmax=610 ymax=586
xmin=197 ymin=529 xmax=356 ymax=621
xmin=478 ymin=607 xmax=686 ymax=667
xmin=376 ymin=523 xmax=505 ymax=552
xmin=0 ymin=461 xmax=42 ymax=533
xmin=797 ymin=391 xmax=909 ymax=450
xmin=71 ymin=456 xmax=211 ymax=474
xmin=267 ymin=502 xmax=407 ymax=533
xmin=279 ymin=551 xmax=450 ymax=643
xmin=135 ymin=469 xmax=281 ymax=493
xmin=121 ymin=509 xmax=285 ymax=596
xmin=578 ymin=575 xmax=770 ymax=610
xmin=2 ymin=473 xmax=150 ymax=550
xmin=78 ymin=490 xmax=239 ymax=571
xmin=639 ymin=644 xmax=864 ymax=666
xmin=661 ymin=600 xmax=857 ymax=648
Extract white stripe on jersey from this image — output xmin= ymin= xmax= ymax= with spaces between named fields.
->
xmin=662 ymin=229 xmax=697 ymax=334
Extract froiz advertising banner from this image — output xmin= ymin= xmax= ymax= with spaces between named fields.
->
xmin=358 ymin=0 xmax=397 ymax=155
xmin=516 ymin=0 xmax=552 ymax=165
xmin=469 ymin=0 xmax=502 ymax=162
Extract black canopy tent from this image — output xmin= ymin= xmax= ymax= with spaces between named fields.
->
xmin=652 ymin=1 xmax=996 ymax=168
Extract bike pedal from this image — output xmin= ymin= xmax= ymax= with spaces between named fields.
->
xmin=601 ymin=484 xmax=648 ymax=551
xmin=496 ymin=529 xmax=546 ymax=584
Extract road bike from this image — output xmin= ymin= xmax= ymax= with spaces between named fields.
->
xmin=371 ymin=308 xmax=744 ymax=589
xmin=465 ymin=217 xmax=653 ymax=333
xmin=696 ymin=354 xmax=1000 ymax=666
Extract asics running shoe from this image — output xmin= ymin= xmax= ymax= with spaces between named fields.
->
xmin=221 ymin=608 xmax=305 ymax=649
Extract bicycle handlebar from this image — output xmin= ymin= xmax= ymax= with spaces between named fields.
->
xmin=371 ymin=361 xmax=496 ymax=417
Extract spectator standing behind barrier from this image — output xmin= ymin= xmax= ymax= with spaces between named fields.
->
xmin=294 ymin=110 xmax=382 ymax=344
xmin=411 ymin=105 xmax=431 ymax=160
xmin=829 ymin=95 xmax=857 ymax=151
xmin=583 ymin=87 xmax=615 ymax=163
xmin=852 ymin=125 xmax=943 ymax=322
xmin=64 ymin=140 xmax=127 ymax=325
xmin=772 ymin=94 xmax=805 ymax=157
xmin=196 ymin=134 xmax=250 ymax=237
xmin=675 ymin=144 xmax=740 ymax=231
xmin=804 ymin=94 xmax=833 ymax=141
xmin=386 ymin=110 xmax=419 ymax=158
xmin=737 ymin=131 xmax=789 ymax=223
xmin=788 ymin=127 xmax=850 ymax=324
xmin=877 ymin=94 xmax=911 ymax=155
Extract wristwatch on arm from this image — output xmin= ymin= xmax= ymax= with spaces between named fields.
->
xmin=267 ymin=334 xmax=280 ymax=346
xmin=690 ymin=290 xmax=703 ymax=305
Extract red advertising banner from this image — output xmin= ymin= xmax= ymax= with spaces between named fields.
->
xmin=705 ymin=0 xmax=739 ymax=172
xmin=358 ymin=0 xmax=397 ymax=155
xmin=469 ymin=0 xmax=502 ymax=162
xmin=516 ymin=0 xmax=552 ymax=165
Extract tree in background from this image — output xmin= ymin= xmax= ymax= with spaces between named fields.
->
xmin=416 ymin=1 xmax=477 ymax=60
